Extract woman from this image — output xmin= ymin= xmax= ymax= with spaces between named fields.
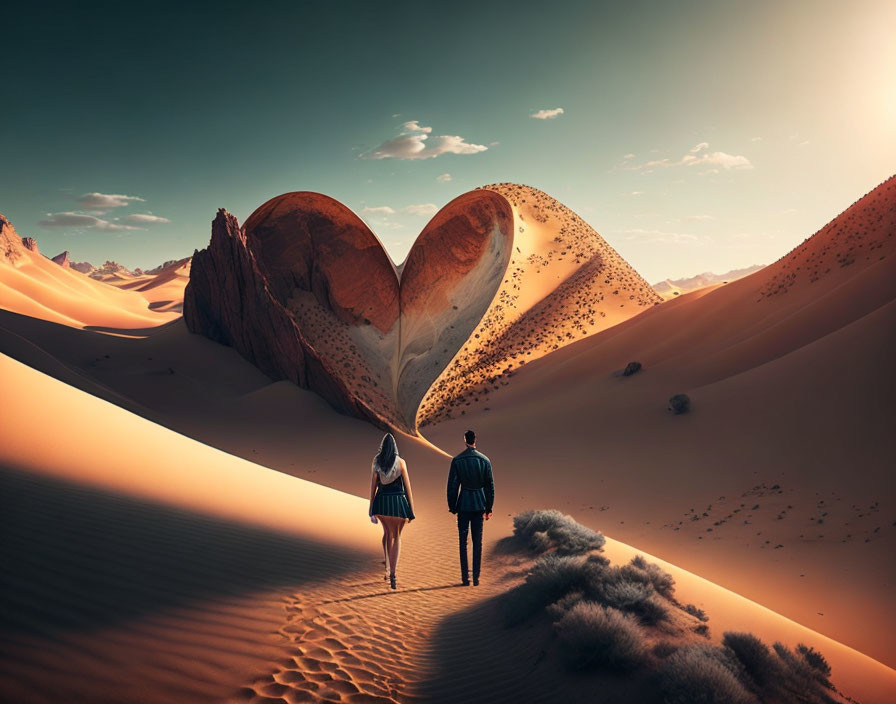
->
xmin=368 ymin=433 xmax=416 ymax=589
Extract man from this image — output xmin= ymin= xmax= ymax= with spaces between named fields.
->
xmin=446 ymin=429 xmax=495 ymax=586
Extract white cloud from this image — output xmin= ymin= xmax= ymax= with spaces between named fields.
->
xmin=361 ymin=205 xmax=396 ymax=216
xmin=400 ymin=120 xmax=431 ymax=134
xmin=531 ymin=107 xmax=564 ymax=120
xmin=751 ymin=136 xmax=762 ymax=142
xmin=623 ymin=153 xmax=636 ymax=159
xmin=437 ymin=173 xmax=452 ymax=182
xmin=124 ymin=213 xmax=171 ymax=224
xmin=76 ymin=192 xmax=145 ymax=210
xmin=633 ymin=143 xmax=753 ymax=172
xmin=364 ymin=121 xmax=487 ymax=160
xmin=623 ymin=228 xmax=700 ymax=244
xmin=402 ymin=204 xmax=438 ymax=216
xmin=625 ymin=191 xmax=644 ymax=196
xmin=39 ymin=212 xmax=141 ymax=231
xmin=684 ymin=214 xmax=715 ymax=222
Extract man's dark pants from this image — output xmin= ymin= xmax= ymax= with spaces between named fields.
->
xmin=457 ymin=511 xmax=484 ymax=581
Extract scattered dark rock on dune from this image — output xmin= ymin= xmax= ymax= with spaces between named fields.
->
xmin=622 ymin=361 xmax=642 ymax=377
xmin=21 ymin=236 xmax=39 ymax=253
xmin=668 ymin=394 xmax=691 ymax=415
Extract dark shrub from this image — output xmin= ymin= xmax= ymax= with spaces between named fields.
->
xmin=628 ymin=555 xmax=676 ymax=598
xmin=668 ymin=393 xmax=691 ymax=414
xmin=502 ymin=554 xmax=598 ymax=625
xmin=657 ymin=644 xmax=757 ymax=704
xmin=554 ymin=602 xmax=646 ymax=672
xmin=512 ymin=509 xmax=606 ymax=555
xmin=773 ymin=643 xmax=837 ymax=700
xmin=694 ymin=623 xmax=710 ymax=638
xmin=723 ymin=632 xmax=779 ymax=690
xmin=796 ymin=643 xmax=832 ymax=678
xmin=598 ymin=580 xmax=669 ymax=625
xmin=546 ymin=590 xmax=585 ymax=619
xmin=623 ymin=361 xmax=643 ymax=376
xmin=653 ymin=641 xmax=678 ymax=659
xmin=683 ymin=603 xmax=709 ymax=622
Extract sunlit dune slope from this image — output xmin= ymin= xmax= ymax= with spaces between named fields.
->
xmin=0 ymin=214 xmax=181 ymax=328
xmin=425 ymin=175 xmax=896 ymax=665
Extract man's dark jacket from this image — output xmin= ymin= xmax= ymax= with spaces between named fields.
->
xmin=447 ymin=447 xmax=495 ymax=514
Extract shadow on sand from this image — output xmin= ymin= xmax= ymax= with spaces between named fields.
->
xmin=0 ymin=465 xmax=367 ymax=637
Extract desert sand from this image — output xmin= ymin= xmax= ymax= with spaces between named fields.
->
xmin=0 ymin=214 xmax=183 ymax=329
xmin=425 ymin=176 xmax=896 ymax=666
xmin=2 ymin=353 xmax=894 ymax=703
xmin=1 ymin=178 xmax=894 ymax=702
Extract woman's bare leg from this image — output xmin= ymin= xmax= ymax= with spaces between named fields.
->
xmin=377 ymin=518 xmax=390 ymax=578
xmin=383 ymin=517 xmax=406 ymax=576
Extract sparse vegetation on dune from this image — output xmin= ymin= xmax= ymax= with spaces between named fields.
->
xmin=499 ymin=510 xmax=849 ymax=703
xmin=668 ymin=393 xmax=691 ymax=414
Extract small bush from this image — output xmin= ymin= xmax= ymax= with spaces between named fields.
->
xmin=668 ymin=393 xmax=691 ymax=415
xmin=796 ymin=643 xmax=832 ymax=678
xmin=502 ymin=554 xmax=598 ymax=625
xmin=628 ymin=555 xmax=676 ymax=598
xmin=546 ymin=590 xmax=585 ymax=619
xmin=599 ymin=580 xmax=669 ymax=625
xmin=723 ymin=632 xmax=779 ymax=690
xmin=653 ymin=641 xmax=678 ymax=659
xmin=683 ymin=603 xmax=709 ymax=622
xmin=512 ymin=509 xmax=606 ymax=555
xmin=657 ymin=644 xmax=757 ymax=704
xmin=773 ymin=643 xmax=837 ymax=699
xmin=623 ymin=361 xmax=642 ymax=376
xmin=554 ymin=602 xmax=646 ymax=672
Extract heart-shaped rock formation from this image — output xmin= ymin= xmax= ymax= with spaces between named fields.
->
xmin=184 ymin=184 xmax=661 ymax=432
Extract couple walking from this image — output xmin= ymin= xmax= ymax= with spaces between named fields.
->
xmin=368 ymin=429 xmax=495 ymax=590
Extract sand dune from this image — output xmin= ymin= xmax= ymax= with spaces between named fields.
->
xmin=0 ymin=215 xmax=181 ymax=329
xmin=424 ymin=175 xmax=896 ymax=666
xmin=653 ymin=263 xmax=765 ymax=299
xmin=2 ymin=352 xmax=892 ymax=703
xmin=101 ymin=256 xmax=191 ymax=313
xmin=0 ymin=352 xmax=380 ymax=703
xmin=1 ymin=178 xmax=893 ymax=701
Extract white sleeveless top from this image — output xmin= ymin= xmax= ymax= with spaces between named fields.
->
xmin=372 ymin=455 xmax=402 ymax=485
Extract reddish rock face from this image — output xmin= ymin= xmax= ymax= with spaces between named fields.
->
xmin=185 ymin=186 xmax=658 ymax=432
xmin=51 ymin=251 xmax=71 ymax=268
xmin=21 ymin=237 xmax=39 ymax=253
xmin=244 ymin=192 xmax=400 ymax=333
xmin=183 ymin=209 xmax=385 ymax=427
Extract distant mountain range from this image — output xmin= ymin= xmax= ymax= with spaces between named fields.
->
xmin=652 ymin=264 xmax=765 ymax=298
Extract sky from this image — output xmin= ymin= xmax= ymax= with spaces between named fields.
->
xmin=2 ymin=0 xmax=894 ymax=282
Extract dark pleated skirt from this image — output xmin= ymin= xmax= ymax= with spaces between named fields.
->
xmin=372 ymin=481 xmax=414 ymax=519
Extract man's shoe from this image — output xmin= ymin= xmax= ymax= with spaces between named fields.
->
xmin=473 ymin=577 xmax=480 ymax=586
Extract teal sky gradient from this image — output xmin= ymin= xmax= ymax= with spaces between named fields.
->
xmin=2 ymin=0 xmax=894 ymax=281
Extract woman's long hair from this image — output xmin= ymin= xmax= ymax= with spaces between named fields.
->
xmin=375 ymin=433 xmax=398 ymax=472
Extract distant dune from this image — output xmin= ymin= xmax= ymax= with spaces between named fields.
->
xmin=653 ymin=263 xmax=765 ymax=299
xmin=0 ymin=214 xmax=183 ymax=328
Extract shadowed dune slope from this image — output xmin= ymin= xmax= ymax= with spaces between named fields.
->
xmin=0 ymin=352 xmax=379 ymax=703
